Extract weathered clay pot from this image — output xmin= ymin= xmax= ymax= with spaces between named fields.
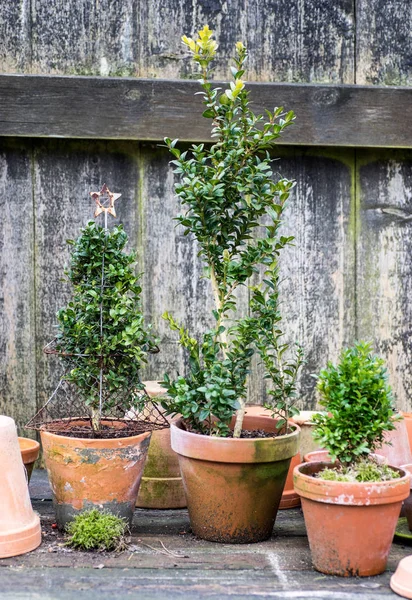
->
xmin=41 ymin=421 xmax=151 ymax=530
xmin=18 ymin=437 xmax=40 ymax=483
xmin=294 ymin=461 xmax=410 ymax=576
xmin=391 ymin=556 xmax=412 ymax=599
xmin=244 ymin=406 xmax=301 ymax=509
xmin=401 ymin=464 xmax=412 ymax=531
xmin=0 ymin=416 xmax=41 ymax=557
xmin=171 ymin=415 xmax=300 ymax=543
xmin=136 ymin=381 xmax=186 ymax=509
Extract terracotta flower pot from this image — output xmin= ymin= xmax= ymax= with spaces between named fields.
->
xmin=401 ymin=464 xmax=412 ymax=531
xmin=136 ymin=381 xmax=186 ymax=509
xmin=18 ymin=437 xmax=40 ymax=483
xmin=294 ymin=461 xmax=410 ymax=576
xmin=171 ymin=415 xmax=300 ymax=543
xmin=0 ymin=416 xmax=41 ymax=557
xmin=245 ymin=406 xmax=301 ymax=509
xmin=41 ymin=421 xmax=151 ymax=530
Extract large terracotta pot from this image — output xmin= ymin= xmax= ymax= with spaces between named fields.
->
xmin=41 ymin=422 xmax=151 ymax=530
xmin=294 ymin=461 xmax=410 ymax=576
xmin=136 ymin=381 xmax=186 ymax=509
xmin=291 ymin=411 xmax=323 ymax=459
xmin=18 ymin=437 xmax=40 ymax=483
xmin=244 ymin=406 xmax=301 ymax=510
xmin=171 ymin=415 xmax=300 ymax=543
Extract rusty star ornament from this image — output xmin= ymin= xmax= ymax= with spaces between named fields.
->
xmin=90 ymin=184 xmax=122 ymax=218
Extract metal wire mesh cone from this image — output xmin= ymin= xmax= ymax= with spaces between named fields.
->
xmin=27 ymin=342 xmax=168 ymax=438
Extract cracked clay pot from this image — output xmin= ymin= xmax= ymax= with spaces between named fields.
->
xmin=294 ymin=461 xmax=410 ymax=576
xmin=171 ymin=415 xmax=300 ymax=543
xmin=41 ymin=422 xmax=151 ymax=530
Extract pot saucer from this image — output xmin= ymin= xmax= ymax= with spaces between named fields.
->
xmin=394 ymin=518 xmax=412 ymax=545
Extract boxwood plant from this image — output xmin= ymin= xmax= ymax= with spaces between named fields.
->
xmin=312 ymin=341 xmax=400 ymax=481
xmin=161 ymin=25 xmax=302 ymax=437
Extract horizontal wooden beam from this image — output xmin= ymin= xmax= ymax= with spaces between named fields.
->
xmin=0 ymin=74 xmax=411 ymax=147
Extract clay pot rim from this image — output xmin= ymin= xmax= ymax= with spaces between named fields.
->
xmin=294 ymin=460 xmax=411 ymax=505
xmin=40 ymin=422 xmax=152 ymax=447
xmin=18 ymin=437 xmax=40 ymax=464
xmin=303 ymin=449 xmax=386 ymax=464
xmin=39 ymin=418 xmax=153 ymax=443
xmin=171 ymin=415 xmax=300 ymax=464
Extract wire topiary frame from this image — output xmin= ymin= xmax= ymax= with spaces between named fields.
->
xmin=27 ymin=185 xmax=168 ymax=438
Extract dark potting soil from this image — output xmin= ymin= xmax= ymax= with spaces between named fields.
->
xmin=186 ymin=426 xmax=290 ymax=438
xmin=46 ymin=424 xmax=153 ymax=439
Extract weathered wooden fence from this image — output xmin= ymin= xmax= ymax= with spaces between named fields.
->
xmin=1 ymin=1 xmax=412 ymax=434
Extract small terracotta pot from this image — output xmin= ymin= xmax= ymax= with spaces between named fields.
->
xmin=402 ymin=412 xmax=412 ymax=454
xmin=294 ymin=461 xmax=410 ymax=576
xmin=0 ymin=416 xmax=41 ymax=557
xmin=171 ymin=415 xmax=300 ymax=543
xmin=41 ymin=421 xmax=151 ymax=530
xmin=401 ymin=464 xmax=412 ymax=531
xmin=136 ymin=381 xmax=186 ymax=509
xmin=391 ymin=555 xmax=412 ymax=599
xmin=18 ymin=437 xmax=40 ymax=483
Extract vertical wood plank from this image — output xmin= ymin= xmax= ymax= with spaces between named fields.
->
xmin=356 ymin=150 xmax=412 ymax=411
xmin=0 ymin=140 xmax=36 ymax=434
xmin=0 ymin=1 xmax=31 ymax=73
xmin=246 ymin=0 xmax=355 ymax=83
xmin=30 ymin=0 xmax=139 ymax=76
xmin=137 ymin=143 xmax=218 ymax=382
xmin=249 ymin=149 xmax=356 ymax=408
xmin=356 ymin=0 xmax=412 ymax=85
xmin=33 ymin=139 xmax=141 ymax=408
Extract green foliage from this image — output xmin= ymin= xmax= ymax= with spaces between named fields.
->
xmin=56 ymin=222 xmax=156 ymax=426
xmin=65 ymin=508 xmax=127 ymax=551
xmin=317 ymin=461 xmax=400 ymax=483
xmin=312 ymin=341 xmax=398 ymax=466
xmin=161 ymin=26 xmax=301 ymax=436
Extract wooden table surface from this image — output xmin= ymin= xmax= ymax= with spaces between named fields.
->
xmin=0 ymin=470 xmax=410 ymax=600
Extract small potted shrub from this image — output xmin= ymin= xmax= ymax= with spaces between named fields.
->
xmin=160 ymin=26 xmax=301 ymax=543
xmin=27 ymin=185 xmax=164 ymax=529
xmin=294 ymin=341 xmax=410 ymax=576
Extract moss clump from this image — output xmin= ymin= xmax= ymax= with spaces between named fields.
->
xmin=65 ymin=509 xmax=128 ymax=551
xmin=317 ymin=459 xmax=400 ymax=483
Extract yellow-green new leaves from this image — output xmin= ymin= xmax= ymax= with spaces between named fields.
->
xmin=182 ymin=25 xmax=218 ymax=67
xmin=225 ymin=79 xmax=245 ymax=100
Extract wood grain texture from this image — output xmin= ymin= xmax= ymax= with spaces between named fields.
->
xmin=356 ymin=0 xmax=412 ymax=85
xmin=0 ymin=1 xmax=31 ymax=74
xmin=0 ymin=140 xmax=36 ymax=434
xmin=356 ymin=150 xmax=412 ymax=411
xmin=1 ymin=74 xmax=412 ymax=147
xmin=250 ymin=148 xmax=356 ymax=408
xmin=1 ymin=0 xmax=353 ymax=82
xmin=32 ymin=140 xmax=141 ymax=408
xmin=137 ymin=143 xmax=218 ymax=383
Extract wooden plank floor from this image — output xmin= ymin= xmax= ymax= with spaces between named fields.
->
xmin=0 ymin=470 xmax=410 ymax=599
